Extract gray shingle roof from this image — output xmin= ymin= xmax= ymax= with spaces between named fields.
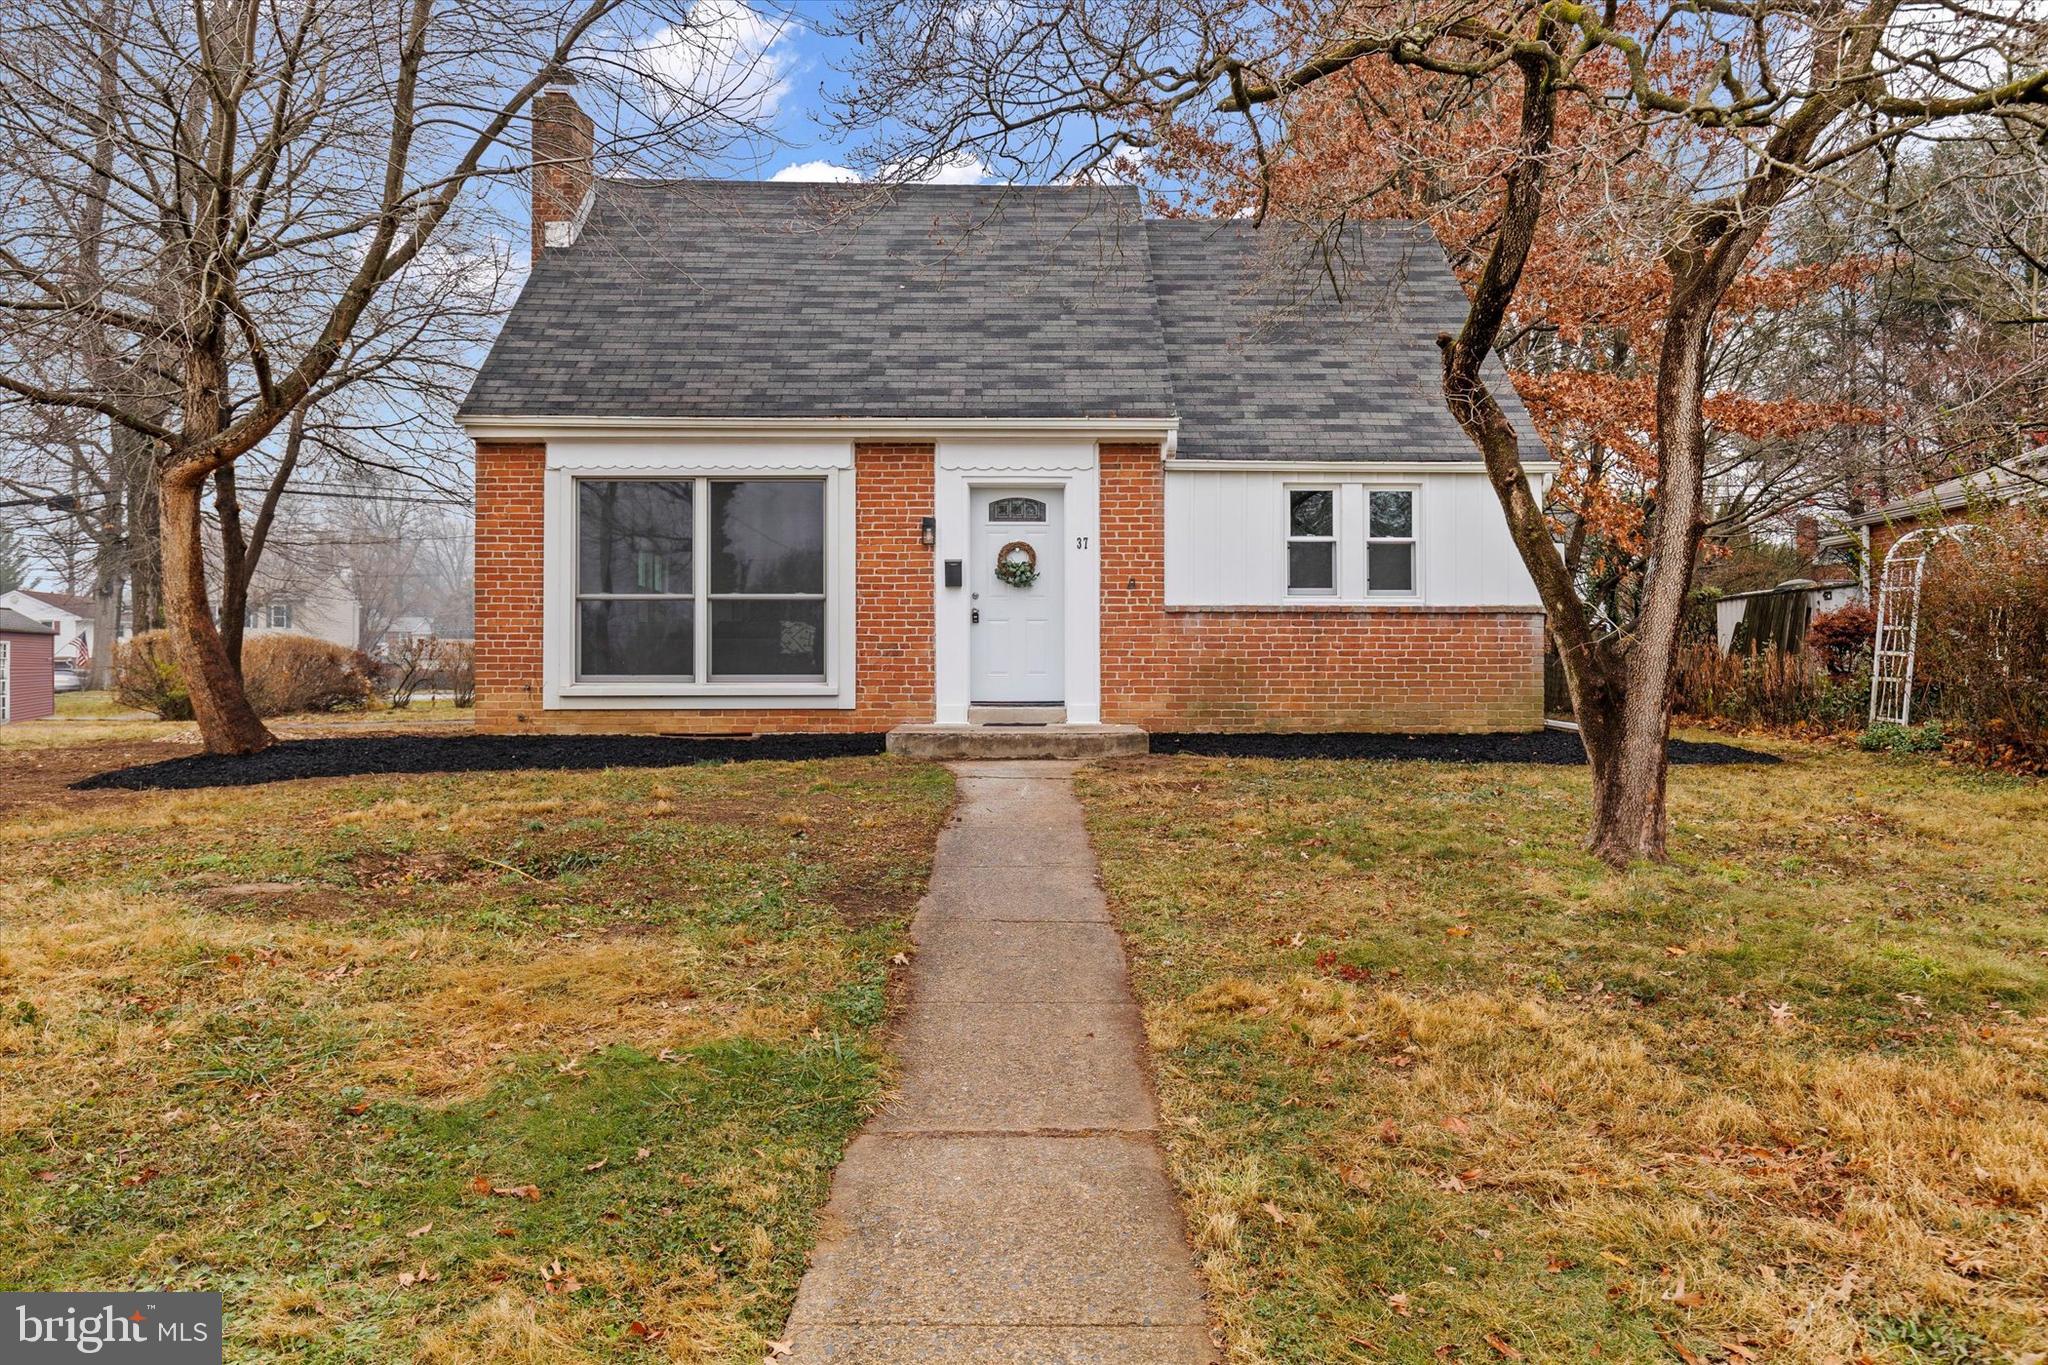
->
xmin=1145 ymin=219 xmax=1544 ymax=461
xmin=461 ymin=180 xmax=1172 ymax=422
xmin=461 ymin=181 xmax=1547 ymax=463
xmin=0 ymin=607 xmax=57 ymax=634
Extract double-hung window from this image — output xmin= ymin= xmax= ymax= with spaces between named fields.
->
xmin=1283 ymin=484 xmax=1419 ymax=598
xmin=1366 ymin=490 xmax=1416 ymax=594
xmin=1286 ymin=488 xmax=1337 ymax=595
xmin=575 ymin=477 xmax=827 ymax=683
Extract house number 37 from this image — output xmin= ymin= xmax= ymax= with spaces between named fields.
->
xmin=1075 ymin=535 xmax=1090 ymax=549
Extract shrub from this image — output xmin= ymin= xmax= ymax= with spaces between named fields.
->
xmin=377 ymin=635 xmax=437 ymax=708
xmin=1916 ymin=511 xmax=2048 ymax=767
xmin=113 ymin=630 xmax=192 ymax=720
xmin=437 ymin=639 xmax=475 ymax=708
xmin=1859 ymin=721 xmax=1946 ymax=754
xmin=1672 ymin=640 xmax=1868 ymax=731
xmin=1807 ymin=602 xmax=1877 ymax=678
xmin=240 ymin=633 xmax=371 ymax=715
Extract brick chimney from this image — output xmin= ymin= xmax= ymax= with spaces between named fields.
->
xmin=1793 ymin=514 xmax=1819 ymax=564
xmin=531 ymin=74 xmax=593 ymax=263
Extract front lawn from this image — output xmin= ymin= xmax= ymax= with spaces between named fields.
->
xmin=1080 ymin=739 xmax=2047 ymax=1364
xmin=0 ymin=743 xmax=950 ymax=1362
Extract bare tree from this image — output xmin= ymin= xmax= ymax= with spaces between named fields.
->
xmin=0 ymin=0 xmax=788 ymax=752
xmin=832 ymin=0 xmax=2048 ymax=864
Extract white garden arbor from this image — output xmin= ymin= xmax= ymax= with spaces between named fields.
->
xmin=1868 ymin=524 xmax=1979 ymax=726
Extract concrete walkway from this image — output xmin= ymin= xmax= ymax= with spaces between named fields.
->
xmin=781 ymin=761 xmax=1215 ymax=1363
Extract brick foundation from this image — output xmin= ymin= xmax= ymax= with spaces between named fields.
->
xmin=1097 ymin=443 xmax=1545 ymax=732
xmin=472 ymin=440 xmax=935 ymax=734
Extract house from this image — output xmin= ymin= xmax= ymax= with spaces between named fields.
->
xmin=1819 ymin=452 xmax=2046 ymax=585
xmin=456 ymin=84 xmax=1554 ymax=740
xmin=0 ymin=588 xmax=96 ymax=668
xmin=0 ymin=607 xmax=57 ymax=723
xmin=239 ymin=569 xmax=363 ymax=652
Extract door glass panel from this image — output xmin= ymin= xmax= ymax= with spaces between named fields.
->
xmin=988 ymin=497 xmax=1047 ymax=523
xmin=711 ymin=481 xmax=825 ymax=593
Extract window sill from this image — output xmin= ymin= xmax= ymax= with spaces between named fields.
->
xmin=552 ymin=680 xmax=847 ymax=707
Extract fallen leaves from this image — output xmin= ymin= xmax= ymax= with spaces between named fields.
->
xmin=396 ymin=1264 xmax=439 ymax=1288
xmin=469 ymin=1176 xmax=542 ymax=1201
xmin=1484 ymin=1334 xmax=1523 ymax=1360
xmin=1387 ymin=1291 xmax=1412 ymax=1317
xmin=542 ymin=1260 xmax=582 ymax=1294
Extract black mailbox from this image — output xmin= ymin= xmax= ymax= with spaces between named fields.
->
xmin=943 ymin=559 xmax=964 ymax=588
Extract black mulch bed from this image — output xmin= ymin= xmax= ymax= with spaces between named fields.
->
xmin=1150 ymin=730 xmax=1779 ymax=765
xmin=73 ymin=732 xmax=889 ymax=792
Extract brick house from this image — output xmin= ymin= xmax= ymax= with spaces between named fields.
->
xmin=459 ymin=83 xmax=1554 ymax=741
xmin=1818 ymin=452 xmax=2046 ymax=586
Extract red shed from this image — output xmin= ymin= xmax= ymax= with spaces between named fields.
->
xmin=0 ymin=607 xmax=57 ymax=723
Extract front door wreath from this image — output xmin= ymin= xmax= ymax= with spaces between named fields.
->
xmin=994 ymin=540 xmax=1040 ymax=588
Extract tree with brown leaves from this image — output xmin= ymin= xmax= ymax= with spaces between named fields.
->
xmin=832 ymin=0 xmax=2048 ymax=864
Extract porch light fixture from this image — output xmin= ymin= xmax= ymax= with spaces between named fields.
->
xmin=919 ymin=516 xmax=936 ymax=547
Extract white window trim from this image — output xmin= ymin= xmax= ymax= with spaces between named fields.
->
xmin=542 ymin=441 xmax=857 ymax=710
xmin=1364 ymin=487 xmax=1420 ymax=598
xmin=1283 ymin=480 xmax=1423 ymax=601
xmin=1284 ymin=484 xmax=1340 ymax=597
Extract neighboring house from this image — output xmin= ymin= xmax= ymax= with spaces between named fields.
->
xmin=1820 ymin=453 xmax=2047 ymax=585
xmin=0 ymin=607 xmax=57 ymax=723
xmin=457 ymin=85 xmax=1553 ymax=738
xmin=241 ymin=571 xmax=363 ymax=652
xmin=1713 ymin=579 xmax=1866 ymax=653
xmin=373 ymin=615 xmax=440 ymax=654
xmin=0 ymin=588 xmax=96 ymax=668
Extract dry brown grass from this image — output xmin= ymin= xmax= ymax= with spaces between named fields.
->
xmin=1081 ymin=738 xmax=2048 ymax=1364
xmin=0 ymin=742 xmax=950 ymax=1362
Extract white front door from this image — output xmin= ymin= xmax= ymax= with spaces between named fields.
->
xmin=970 ymin=487 xmax=1064 ymax=703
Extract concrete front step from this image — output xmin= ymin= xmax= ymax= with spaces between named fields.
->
xmin=966 ymin=704 xmax=1067 ymax=726
xmin=886 ymin=723 xmax=1149 ymax=761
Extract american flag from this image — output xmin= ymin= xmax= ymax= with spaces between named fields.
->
xmin=68 ymin=633 xmax=89 ymax=667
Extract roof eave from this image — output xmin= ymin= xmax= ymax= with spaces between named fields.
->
xmin=458 ymin=414 xmax=1182 ymax=443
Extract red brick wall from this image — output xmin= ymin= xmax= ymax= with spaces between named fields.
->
xmin=1098 ymin=443 xmax=1545 ymax=732
xmin=1 ymin=628 xmax=56 ymax=723
xmin=471 ymin=440 xmax=935 ymax=734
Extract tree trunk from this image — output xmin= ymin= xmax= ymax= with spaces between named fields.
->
xmin=215 ymin=465 xmax=247 ymax=671
xmin=1581 ymin=268 xmax=1720 ymax=864
xmin=163 ymin=340 xmax=272 ymax=754
xmin=159 ymin=465 xmax=273 ymax=753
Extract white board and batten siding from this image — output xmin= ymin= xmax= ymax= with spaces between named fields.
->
xmin=1163 ymin=464 xmax=1545 ymax=608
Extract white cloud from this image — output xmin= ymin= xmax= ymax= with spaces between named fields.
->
xmin=768 ymin=153 xmax=991 ymax=186
xmin=771 ymin=159 xmax=862 ymax=183
xmin=910 ymin=154 xmax=991 ymax=185
xmin=635 ymin=0 xmax=800 ymax=123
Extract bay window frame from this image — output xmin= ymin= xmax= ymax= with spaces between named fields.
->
xmin=543 ymin=442 xmax=856 ymax=710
